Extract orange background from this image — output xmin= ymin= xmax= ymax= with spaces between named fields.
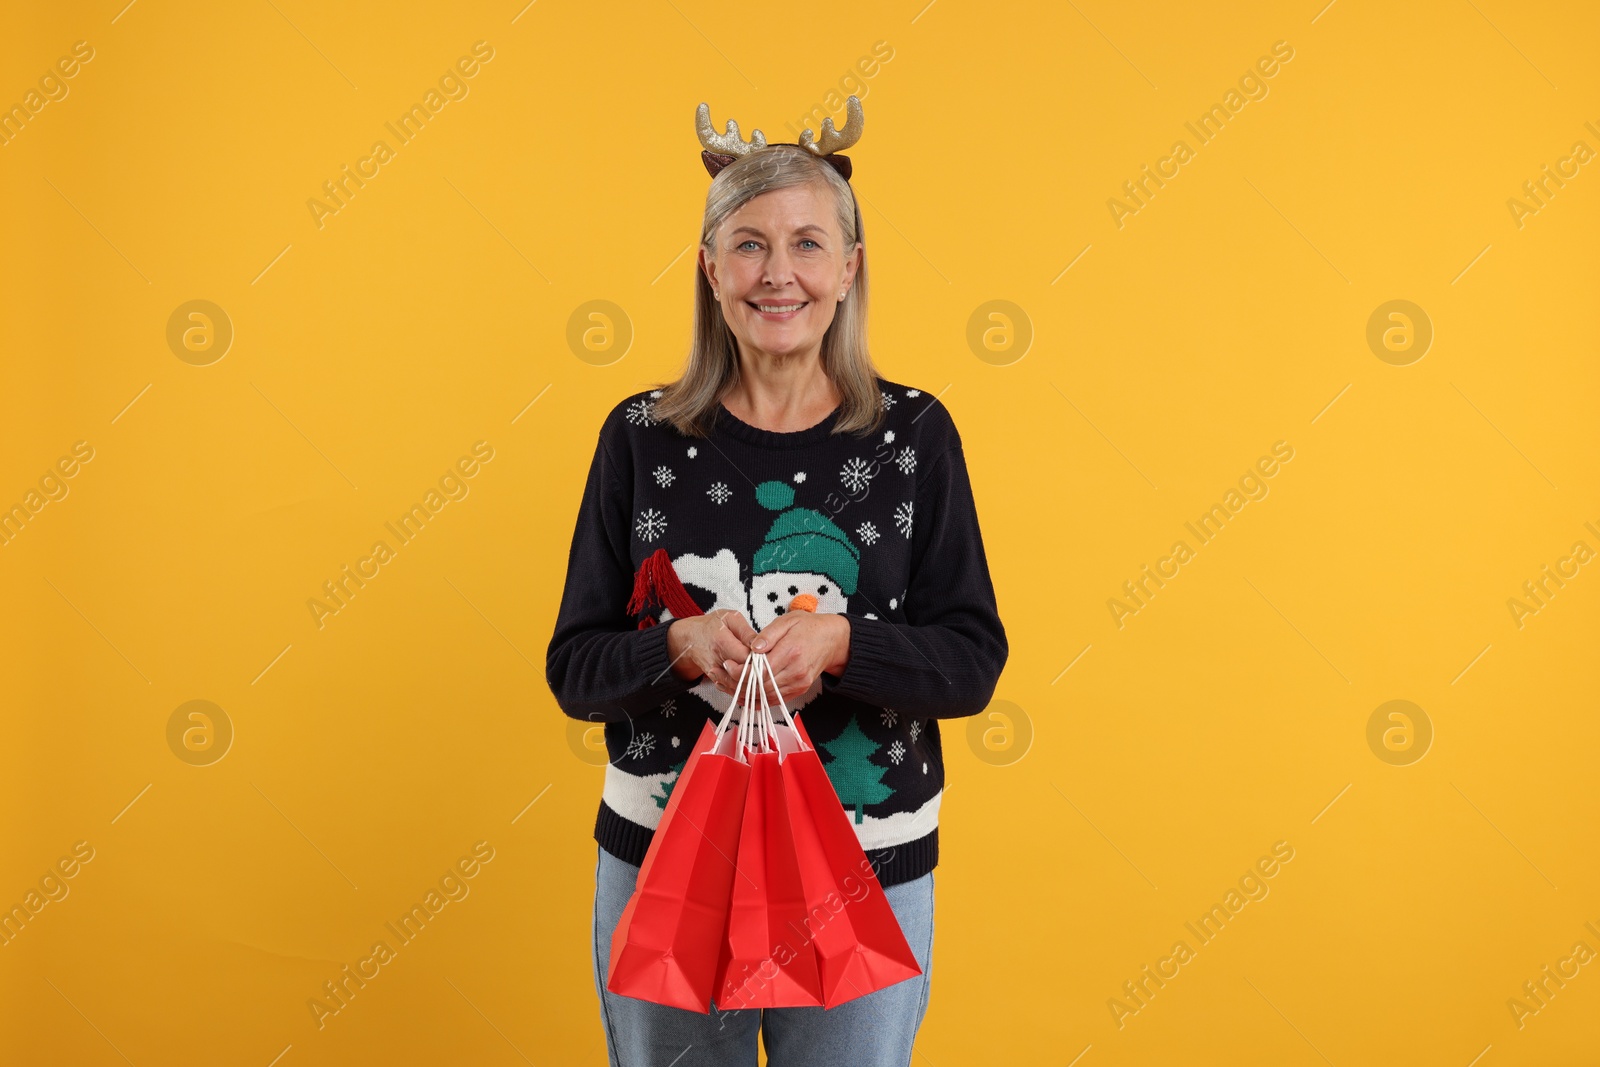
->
xmin=2 ymin=1 xmax=1597 ymax=1063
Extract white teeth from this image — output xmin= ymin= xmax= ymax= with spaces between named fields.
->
xmin=754 ymin=303 xmax=805 ymax=313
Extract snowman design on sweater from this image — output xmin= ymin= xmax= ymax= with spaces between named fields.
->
xmin=658 ymin=478 xmax=860 ymax=715
xmin=610 ymin=472 xmax=926 ymax=839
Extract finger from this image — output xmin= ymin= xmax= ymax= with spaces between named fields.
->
xmin=727 ymin=653 xmax=757 ymax=688
xmin=759 ymin=665 xmax=793 ymax=705
xmin=718 ymin=611 xmax=758 ymax=648
xmin=699 ymin=658 xmax=724 ymax=692
xmin=718 ymin=649 xmax=755 ymax=694
xmin=712 ymin=651 xmax=748 ymax=692
xmin=768 ymin=661 xmax=813 ymax=703
xmin=749 ymin=616 xmax=792 ymax=653
xmin=716 ymin=628 xmax=757 ymax=670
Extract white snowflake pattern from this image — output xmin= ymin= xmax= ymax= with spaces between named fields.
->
xmin=881 ymin=391 xmax=897 ymax=409
xmin=888 ymin=740 xmax=906 ymax=765
xmin=884 ymin=430 xmax=896 ymax=444
xmin=625 ymin=732 xmax=656 ymax=760
xmin=893 ymin=501 xmax=914 ymax=538
xmin=908 ymin=720 xmax=922 ymax=743
xmin=659 ymin=700 xmax=676 ymax=718
xmin=895 ymin=446 xmax=916 ymax=475
xmin=922 ymin=761 xmax=928 ymax=774
xmin=794 ymin=471 xmax=806 ymax=483
xmin=625 ymin=398 xmax=657 ymax=426
xmin=857 ymin=521 xmax=880 ymax=546
xmin=687 ymin=446 xmax=698 ymax=458
xmin=906 ymin=389 xmax=922 ymax=397
xmin=650 ymin=389 xmax=663 ymax=398
xmin=840 ymin=457 xmax=875 ymax=493
xmin=653 ymin=465 xmax=675 ymax=488
xmin=635 ymin=508 xmax=668 ymax=542
xmin=671 ymin=736 xmax=680 ymax=748
xmin=707 ymin=481 xmax=732 ymax=505
xmin=881 ymin=707 xmax=899 ymax=728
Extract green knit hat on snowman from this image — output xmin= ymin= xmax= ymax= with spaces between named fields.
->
xmin=752 ymin=480 xmax=860 ymax=595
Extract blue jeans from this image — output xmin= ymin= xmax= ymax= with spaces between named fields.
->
xmin=592 ymin=847 xmax=935 ymax=1066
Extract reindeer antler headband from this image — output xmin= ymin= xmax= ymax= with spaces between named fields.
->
xmin=695 ymin=95 xmax=864 ymax=181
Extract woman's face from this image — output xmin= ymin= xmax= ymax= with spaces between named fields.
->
xmin=702 ymin=182 xmax=861 ymax=363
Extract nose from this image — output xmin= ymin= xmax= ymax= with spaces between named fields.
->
xmin=761 ymin=244 xmax=796 ymax=290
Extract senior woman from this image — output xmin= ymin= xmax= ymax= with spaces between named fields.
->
xmin=545 ymin=97 xmax=1008 ymax=1067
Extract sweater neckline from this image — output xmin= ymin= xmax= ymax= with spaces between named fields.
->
xmin=714 ymin=399 xmax=843 ymax=449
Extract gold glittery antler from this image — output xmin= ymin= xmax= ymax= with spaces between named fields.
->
xmin=798 ymin=95 xmax=863 ymax=156
xmin=695 ymin=102 xmax=768 ymax=156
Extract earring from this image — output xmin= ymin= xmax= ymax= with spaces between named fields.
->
xmin=838 ymin=291 xmax=846 ymax=301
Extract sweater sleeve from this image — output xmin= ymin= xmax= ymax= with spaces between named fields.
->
xmin=545 ymin=430 xmax=700 ymax=723
xmin=820 ymin=442 xmax=1008 ymax=719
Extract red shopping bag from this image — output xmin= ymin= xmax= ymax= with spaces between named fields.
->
xmin=605 ymin=715 xmax=750 ymax=1013
xmin=713 ymin=746 xmax=826 ymax=1009
xmin=782 ymin=712 xmax=923 ymax=1009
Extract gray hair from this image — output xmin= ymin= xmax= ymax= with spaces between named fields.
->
xmin=649 ymin=145 xmax=883 ymax=438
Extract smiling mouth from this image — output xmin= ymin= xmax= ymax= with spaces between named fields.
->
xmin=749 ymin=301 xmax=808 ymax=316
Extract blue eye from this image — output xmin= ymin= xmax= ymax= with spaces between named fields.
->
xmin=799 ymin=239 xmax=819 ymax=250
xmin=737 ymin=240 xmax=760 ymax=251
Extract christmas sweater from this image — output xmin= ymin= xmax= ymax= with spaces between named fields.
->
xmin=544 ymin=377 xmax=1008 ymax=887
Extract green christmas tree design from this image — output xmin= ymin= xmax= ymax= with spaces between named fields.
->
xmin=651 ymin=757 xmax=688 ymax=810
xmin=819 ymin=717 xmax=893 ymax=824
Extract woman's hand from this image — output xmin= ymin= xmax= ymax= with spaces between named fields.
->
xmin=666 ymin=610 xmax=759 ymax=694
xmin=749 ymin=611 xmax=851 ymax=703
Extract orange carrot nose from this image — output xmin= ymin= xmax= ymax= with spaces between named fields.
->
xmin=788 ymin=593 xmax=818 ymax=612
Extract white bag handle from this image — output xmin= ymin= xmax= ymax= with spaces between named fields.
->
xmin=712 ymin=651 xmax=764 ymax=758
xmin=710 ymin=651 xmax=807 ymax=758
